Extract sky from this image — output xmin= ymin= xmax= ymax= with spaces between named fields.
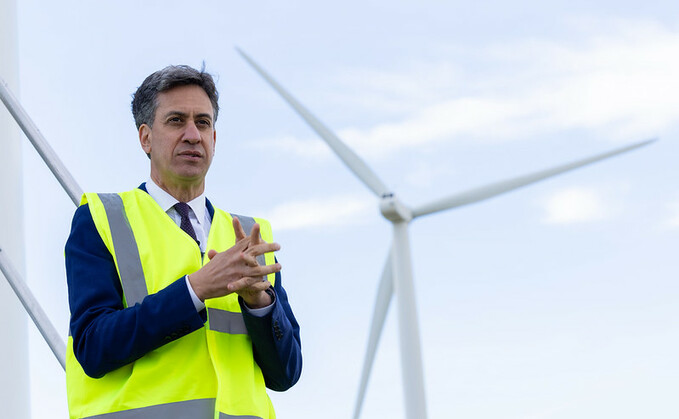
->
xmin=4 ymin=0 xmax=679 ymax=418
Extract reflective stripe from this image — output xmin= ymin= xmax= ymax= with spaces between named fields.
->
xmin=220 ymin=414 xmax=263 ymax=419
xmin=98 ymin=193 xmax=148 ymax=307
xmin=231 ymin=213 xmax=265 ymax=266
xmin=208 ymin=307 xmax=248 ymax=335
xmin=84 ymin=398 xmax=215 ymax=419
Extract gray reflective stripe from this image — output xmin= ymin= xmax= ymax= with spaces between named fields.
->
xmin=220 ymin=414 xmax=263 ymax=419
xmin=231 ymin=213 xmax=265 ymax=266
xmin=84 ymin=398 xmax=215 ymax=419
xmin=208 ymin=307 xmax=248 ymax=335
xmin=98 ymin=193 xmax=148 ymax=307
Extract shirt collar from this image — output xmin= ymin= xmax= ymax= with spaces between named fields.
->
xmin=145 ymin=178 xmax=206 ymax=225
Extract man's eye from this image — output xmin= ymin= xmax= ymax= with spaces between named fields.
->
xmin=197 ymin=119 xmax=211 ymax=127
xmin=168 ymin=117 xmax=182 ymax=123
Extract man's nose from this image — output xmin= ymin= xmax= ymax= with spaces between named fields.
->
xmin=183 ymin=122 xmax=201 ymax=142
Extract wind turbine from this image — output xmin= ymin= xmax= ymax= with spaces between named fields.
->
xmin=236 ymin=48 xmax=654 ymax=419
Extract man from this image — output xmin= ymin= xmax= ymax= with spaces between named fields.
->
xmin=65 ymin=65 xmax=302 ymax=419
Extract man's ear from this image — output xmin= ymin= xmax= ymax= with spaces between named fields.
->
xmin=139 ymin=124 xmax=152 ymax=155
xmin=212 ymin=129 xmax=216 ymax=153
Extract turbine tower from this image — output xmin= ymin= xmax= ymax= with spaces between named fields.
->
xmin=237 ymin=48 xmax=653 ymax=419
xmin=0 ymin=0 xmax=30 ymax=416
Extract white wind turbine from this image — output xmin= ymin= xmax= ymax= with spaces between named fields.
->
xmin=237 ymin=48 xmax=654 ymax=419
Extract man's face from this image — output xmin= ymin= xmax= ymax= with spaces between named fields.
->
xmin=139 ymin=84 xmax=216 ymax=191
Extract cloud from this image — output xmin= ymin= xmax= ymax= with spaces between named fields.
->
xmin=540 ymin=187 xmax=608 ymax=224
xmin=327 ymin=61 xmax=466 ymax=115
xmin=403 ymin=160 xmax=456 ymax=189
xmin=252 ymin=18 xmax=679 ymax=160
xmin=665 ymin=200 xmax=679 ymax=229
xmin=262 ymin=194 xmax=374 ymax=231
xmin=488 ymin=19 xmax=679 ymax=139
xmin=245 ymin=134 xmax=332 ymax=159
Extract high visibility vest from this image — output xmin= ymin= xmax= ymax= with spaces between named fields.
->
xmin=66 ymin=189 xmax=277 ymax=419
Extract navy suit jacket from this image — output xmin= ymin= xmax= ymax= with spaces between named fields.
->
xmin=65 ymin=184 xmax=302 ymax=391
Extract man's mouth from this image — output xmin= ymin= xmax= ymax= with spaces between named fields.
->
xmin=178 ymin=150 xmax=203 ymax=159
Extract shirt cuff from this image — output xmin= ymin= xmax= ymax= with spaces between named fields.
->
xmin=243 ymin=302 xmax=274 ymax=317
xmin=186 ymin=275 xmax=273 ymax=317
xmin=242 ymin=288 xmax=275 ymax=317
xmin=185 ymin=275 xmax=206 ymax=311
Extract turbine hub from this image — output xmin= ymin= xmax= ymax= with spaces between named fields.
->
xmin=379 ymin=193 xmax=412 ymax=223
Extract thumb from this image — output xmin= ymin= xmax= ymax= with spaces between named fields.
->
xmin=207 ymin=249 xmax=218 ymax=260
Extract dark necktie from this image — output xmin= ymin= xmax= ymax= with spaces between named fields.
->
xmin=174 ymin=202 xmax=199 ymax=245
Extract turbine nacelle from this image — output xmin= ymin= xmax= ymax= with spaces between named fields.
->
xmin=379 ymin=193 xmax=413 ymax=223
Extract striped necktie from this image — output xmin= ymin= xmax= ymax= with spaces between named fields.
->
xmin=174 ymin=202 xmax=199 ymax=245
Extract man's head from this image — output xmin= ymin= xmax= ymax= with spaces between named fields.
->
xmin=133 ymin=65 xmax=219 ymax=199
xmin=131 ymin=65 xmax=219 ymax=130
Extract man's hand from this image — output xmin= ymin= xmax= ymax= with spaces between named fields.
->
xmin=188 ymin=217 xmax=280 ymax=306
xmin=230 ymin=217 xmax=276 ymax=308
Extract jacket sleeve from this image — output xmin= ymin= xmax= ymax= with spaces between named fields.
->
xmin=240 ymin=263 xmax=303 ymax=391
xmin=66 ymin=204 xmax=207 ymax=378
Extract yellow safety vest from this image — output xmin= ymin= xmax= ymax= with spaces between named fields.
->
xmin=66 ymin=189 xmax=277 ymax=419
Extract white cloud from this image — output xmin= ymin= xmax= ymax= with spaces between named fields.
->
xmin=327 ymin=61 xmax=466 ymax=115
xmin=253 ymin=18 xmax=679 ymax=160
xmin=665 ymin=200 xmax=679 ymax=229
xmin=262 ymin=194 xmax=374 ymax=231
xmin=541 ymin=187 xmax=608 ymax=224
xmin=404 ymin=161 xmax=455 ymax=189
xmin=495 ymin=20 xmax=679 ymax=139
xmin=245 ymin=134 xmax=331 ymax=159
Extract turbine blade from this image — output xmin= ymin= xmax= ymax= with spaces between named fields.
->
xmin=236 ymin=48 xmax=391 ymax=198
xmin=353 ymin=251 xmax=394 ymax=419
xmin=412 ymin=138 xmax=656 ymax=218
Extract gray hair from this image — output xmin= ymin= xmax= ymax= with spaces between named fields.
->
xmin=131 ymin=64 xmax=219 ymax=129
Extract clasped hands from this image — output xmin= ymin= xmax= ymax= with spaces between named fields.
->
xmin=188 ymin=217 xmax=281 ymax=308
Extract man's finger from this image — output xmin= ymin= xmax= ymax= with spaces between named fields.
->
xmin=243 ymin=253 xmax=259 ymax=267
xmin=251 ymin=262 xmax=281 ymax=277
xmin=233 ymin=216 xmax=247 ymax=241
xmin=227 ymin=275 xmax=271 ymax=293
xmin=247 ymin=281 xmax=272 ymax=292
xmin=249 ymin=223 xmax=262 ymax=245
xmin=246 ymin=241 xmax=281 ymax=257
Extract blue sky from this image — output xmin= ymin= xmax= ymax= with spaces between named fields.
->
xmin=7 ymin=1 xmax=679 ymax=418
